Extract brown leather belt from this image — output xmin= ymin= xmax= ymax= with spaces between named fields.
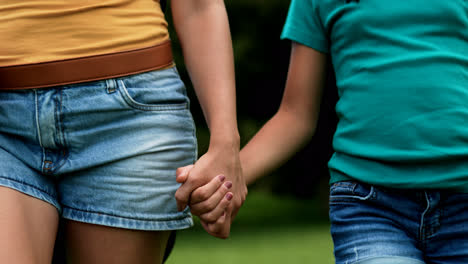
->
xmin=0 ymin=40 xmax=174 ymax=90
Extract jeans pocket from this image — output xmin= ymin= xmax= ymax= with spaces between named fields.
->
xmin=116 ymin=69 xmax=189 ymax=111
xmin=329 ymin=181 xmax=375 ymax=204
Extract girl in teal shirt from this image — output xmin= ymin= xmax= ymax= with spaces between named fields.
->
xmin=177 ymin=0 xmax=468 ymax=263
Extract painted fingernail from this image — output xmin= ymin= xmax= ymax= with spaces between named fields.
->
xmin=226 ymin=193 xmax=233 ymax=201
xmin=224 ymin=181 xmax=232 ymax=189
xmin=222 ymin=211 xmax=226 ymax=217
xmin=218 ymin=175 xmax=226 ymax=182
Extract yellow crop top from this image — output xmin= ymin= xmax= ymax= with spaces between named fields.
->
xmin=0 ymin=0 xmax=169 ymax=67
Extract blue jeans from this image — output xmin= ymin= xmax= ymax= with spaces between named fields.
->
xmin=329 ymin=181 xmax=468 ymax=264
xmin=0 ymin=67 xmax=196 ymax=231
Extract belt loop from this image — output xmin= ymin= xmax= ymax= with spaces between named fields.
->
xmin=106 ymin=79 xmax=117 ymax=94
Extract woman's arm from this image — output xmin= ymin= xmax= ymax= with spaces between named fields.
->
xmin=171 ymin=0 xmax=247 ymax=238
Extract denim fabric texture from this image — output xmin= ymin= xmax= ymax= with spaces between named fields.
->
xmin=329 ymin=181 xmax=468 ymax=264
xmin=0 ymin=67 xmax=196 ymax=230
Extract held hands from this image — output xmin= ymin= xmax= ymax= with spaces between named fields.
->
xmin=176 ymin=165 xmax=234 ymax=238
xmin=175 ymin=148 xmax=247 ymax=239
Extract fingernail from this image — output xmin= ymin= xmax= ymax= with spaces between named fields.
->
xmin=218 ymin=175 xmax=226 ymax=182
xmin=226 ymin=193 xmax=233 ymax=201
xmin=222 ymin=211 xmax=226 ymax=217
xmin=224 ymin=181 xmax=232 ymax=189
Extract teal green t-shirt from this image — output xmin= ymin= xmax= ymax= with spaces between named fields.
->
xmin=281 ymin=0 xmax=468 ymax=191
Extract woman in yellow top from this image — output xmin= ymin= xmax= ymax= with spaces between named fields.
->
xmin=0 ymin=0 xmax=246 ymax=263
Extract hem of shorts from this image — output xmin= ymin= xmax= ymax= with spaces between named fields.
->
xmin=61 ymin=205 xmax=194 ymax=231
xmin=353 ymin=256 xmax=425 ymax=264
xmin=0 ymin=176 xmax=61 ymax=213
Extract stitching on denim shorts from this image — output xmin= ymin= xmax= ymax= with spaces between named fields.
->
xmin=62 ymin=204 xmax=189 ymax=222
xmin=0 ymin=175 xmax=58 ymax=199
xmin=42 ymin=89 xmax=70 ymax=175
xmin=41 ymin=149 xmax=69 ymax=174
xmin=116 ymin=79 xmax=188 ymax=112
xmin=330 ymin=182 xmax=375 ymax=201
xmin=34 ymin=90 xmax=44 ymax=148
xmin=332 ymin=181 xmax=358 ymax=189
xmin=56 ymin=88 xmax=69 ymax=150
xmin=330 ymin=186 xmax=375 ymax=201
xmin=34 ymin=90 xmax=48 ymax=172
xmin=351 ymin=256 xmax=426 ymax=264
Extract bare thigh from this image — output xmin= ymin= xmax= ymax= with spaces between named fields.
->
xmin=0 ymin=187 xmax=59 ymax=264
xmin=65 ymin=220 xmax=171 ymax=264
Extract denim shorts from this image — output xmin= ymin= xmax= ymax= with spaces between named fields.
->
xmin=0 ymin=67 xmax=196 ymax=231
xmin=329 ymin=181 xmax=468 ymax=264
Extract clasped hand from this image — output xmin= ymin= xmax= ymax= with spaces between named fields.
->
xmin=174 ymin=148 xmax=247 ymax=239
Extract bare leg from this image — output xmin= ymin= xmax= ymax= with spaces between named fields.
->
xmin=0 ymin=187 xmax=59 ymax=264
xmin=65 ymin=220 xmax=170 ymax=264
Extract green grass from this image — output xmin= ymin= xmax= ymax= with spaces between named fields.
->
xmin=166 ymin=191 xmax=334 ymax=264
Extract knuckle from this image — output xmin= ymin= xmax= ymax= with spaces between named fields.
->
xmin=197 ymin=189 xmax=210 ymax=201
xmin=190 ymin=207 xmax=202 ymax=216
xmin=203 ymin=212 xmax=217 ymax=223
xmin=191 ymin=178 xmax=206 ymax=188
xmin=194 ymin=202 xmax=215 ymax=213
xmin=233 ymin=198 xmax=242 ymax=207
xmin=174 ymin=192 xmax=185 ymax=202
xmin=204 ymin=203 xmax=217 ymax=212
xmin=174 ymin=192 xmax=182 ymax=202
xmin=208 ymin=224 xmax=221 ymax=234
xmin=219 ymin=198 xmax=230 ymax=208
xmin=206 ymin=215 xmax=218 ymax=223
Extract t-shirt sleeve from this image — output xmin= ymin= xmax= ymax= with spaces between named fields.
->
xmin=280 ymin=0 xmax=329 ymax=53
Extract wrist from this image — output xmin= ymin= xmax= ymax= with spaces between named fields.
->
xmin=208 ymin=131 xmax=240 ymax=152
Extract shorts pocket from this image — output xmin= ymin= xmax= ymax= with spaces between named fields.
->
xmin=116 ymin=68 xmax=189 ymax=111
xmin=329 ymin=181 xmax=375 ymax=204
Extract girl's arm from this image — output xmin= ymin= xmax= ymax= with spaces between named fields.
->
xmin=180 ymin=43 xmax=328 ymax=232
xmin=242 ymin=43 xmax=327 ymax=184
xmin=171 ymin=0 xmax=247 ymax=239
